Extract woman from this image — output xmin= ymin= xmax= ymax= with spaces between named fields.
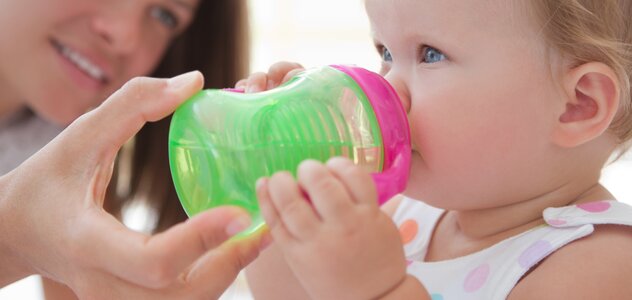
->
xmin=0 ymin=0 xmax=259 ymax=299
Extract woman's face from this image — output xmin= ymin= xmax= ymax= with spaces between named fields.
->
xmin=0 ymin=0 xmax=199 ymax=125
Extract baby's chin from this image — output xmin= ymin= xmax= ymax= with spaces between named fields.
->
xmin=401 ymin=178 xmax=474 ymax=210
xmin=401 ymin=193 xmax=464 ymax=211
xmin=400 ymin=186 xmax=427 ymax=204
xmin=403 ymin=153 xmax=429 ymax=197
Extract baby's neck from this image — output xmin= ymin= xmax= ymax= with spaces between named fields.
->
xmin=426 ymin=183 xmax=613 ymax=262
xmin=450 ymin=183 xmax=613 ymax=240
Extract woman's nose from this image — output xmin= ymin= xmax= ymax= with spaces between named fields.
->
xmin=90 ymin=2 xmax=142 ymax=54
xmin=385 ymin=72 xmax=411 ymax=113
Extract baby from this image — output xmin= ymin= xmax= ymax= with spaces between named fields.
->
xmin=242 ymin=0 xmax=632 ymax=299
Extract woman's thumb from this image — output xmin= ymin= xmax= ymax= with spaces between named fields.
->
xmin=61 ymin=71 xmax=204 ymax=162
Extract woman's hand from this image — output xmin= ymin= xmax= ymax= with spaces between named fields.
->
xmin=256 ymin=157 xmax=409 ymax=299
xmin=0 ymin=71 xmax=268 ymax=299
xmin=235 ymin=61 xmax=304 ymax=92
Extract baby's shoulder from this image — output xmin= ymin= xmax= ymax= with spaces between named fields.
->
xmin=509 ymin=224 xmax=632 ymax=299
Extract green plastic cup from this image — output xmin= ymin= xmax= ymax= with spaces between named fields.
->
xmin=168 ymin=65 xmax=410 ymax=234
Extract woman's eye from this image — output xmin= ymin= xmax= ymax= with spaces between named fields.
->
xmin=150 ymin=6 xmax=179 ymax=29
xmin=420 ymin=46 xmax=446 ymax=63
xmin=381 ymin=47 xmax=393 ymax=62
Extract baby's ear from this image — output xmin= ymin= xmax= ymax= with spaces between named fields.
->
xmin=552 ymin=62 xmax=619 ymax=147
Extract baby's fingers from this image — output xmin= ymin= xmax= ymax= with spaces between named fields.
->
xmin=77 ymin=206 xmax=251 ymax=289
xmin=326 ymin=157 xmax=378 ymax=206
xmin=298 ymin=160 xmax=355 ymax=221
xmin=267 ymin=61 xmax=304 ymax=87
xmin=257 ymin=173 xmax=319 ymax=241
xmin=234 ymin=78 xmax=248 ymax=90
xmin=281 ymin=68 xmax=305 ymax=84
xmin=238 ymin=61 xmax=305 ymax=93
xmin=244 ymin=72 xmax=268 ymax=93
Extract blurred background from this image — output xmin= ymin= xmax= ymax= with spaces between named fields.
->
xmin=1 ymin=0 xmax=631 ymax=299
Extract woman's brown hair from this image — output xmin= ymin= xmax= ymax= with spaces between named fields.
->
xmin=106 ymin=0 xmax=250 ymax=233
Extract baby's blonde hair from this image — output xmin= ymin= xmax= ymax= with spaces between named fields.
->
xmin=531 ymin=0 xmax=632 ymax=147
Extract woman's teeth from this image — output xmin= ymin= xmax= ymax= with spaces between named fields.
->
xmin=54 ymin=41 xmax=107 ymax=83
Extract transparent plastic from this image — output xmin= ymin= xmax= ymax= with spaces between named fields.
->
xmin=169 ymin=65 xmax=410 ymax=234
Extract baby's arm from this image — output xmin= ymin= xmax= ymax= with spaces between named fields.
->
xmin=246 ymin=244 xmax=311 ymax=299
xmin=509 ymin=224 xmax=632 ymax=298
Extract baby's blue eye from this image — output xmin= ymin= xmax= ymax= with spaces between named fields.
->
xmin=381 ymin=47 xmax=393 ymax=62
xmin=150 ymin=6 xmax=179 ymax=29
xmin=421 ymin=46 xmax=445 ymax=63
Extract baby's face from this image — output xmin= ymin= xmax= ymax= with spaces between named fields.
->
xmin=0 ymin=0 xmax=198 ymax=125
xmin=365 ymin=0 xmax=569 ymax=209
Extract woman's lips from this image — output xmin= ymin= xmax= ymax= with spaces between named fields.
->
xmin=51 ymin=38 xmax=111 ymax=89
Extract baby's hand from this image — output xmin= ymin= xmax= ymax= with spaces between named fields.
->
xmin=256 ymin=157 xmax=408 ymax=299
xmin=235 ymin=61 xmax=304 ymax=93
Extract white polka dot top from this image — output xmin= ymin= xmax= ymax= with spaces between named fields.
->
xmin=392 ymin=198 xmax=632 ymax=300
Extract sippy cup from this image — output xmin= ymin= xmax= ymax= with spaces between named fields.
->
xmin=168 ymin=65 xmax=410 ymax=234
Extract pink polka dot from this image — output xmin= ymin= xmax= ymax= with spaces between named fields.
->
xmin=518 ymin=240 xmax=553 ymax=269
xmin=547 ymin=218 xmax=567 ymax=226
xmin=577 ymin=201 xmax=611 ymax=213
xmin=463 ymin=264 xmax=490 ymax=293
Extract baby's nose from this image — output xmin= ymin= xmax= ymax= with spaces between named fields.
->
xmin=384 ymin=74 xmax=411 ymax=113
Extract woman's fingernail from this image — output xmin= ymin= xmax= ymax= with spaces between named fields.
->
xmin=225 ymin=215 xmax=251 ymax=236
xmin=168 ymin=70 xmax=201 ymax=89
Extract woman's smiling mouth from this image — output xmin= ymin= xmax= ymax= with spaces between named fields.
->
xmin=51 ymin=38 xmax=110 ymax=87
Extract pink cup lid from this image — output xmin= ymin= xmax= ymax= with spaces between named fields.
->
xmin=330 ymin=65 xmax=411 ymax=205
